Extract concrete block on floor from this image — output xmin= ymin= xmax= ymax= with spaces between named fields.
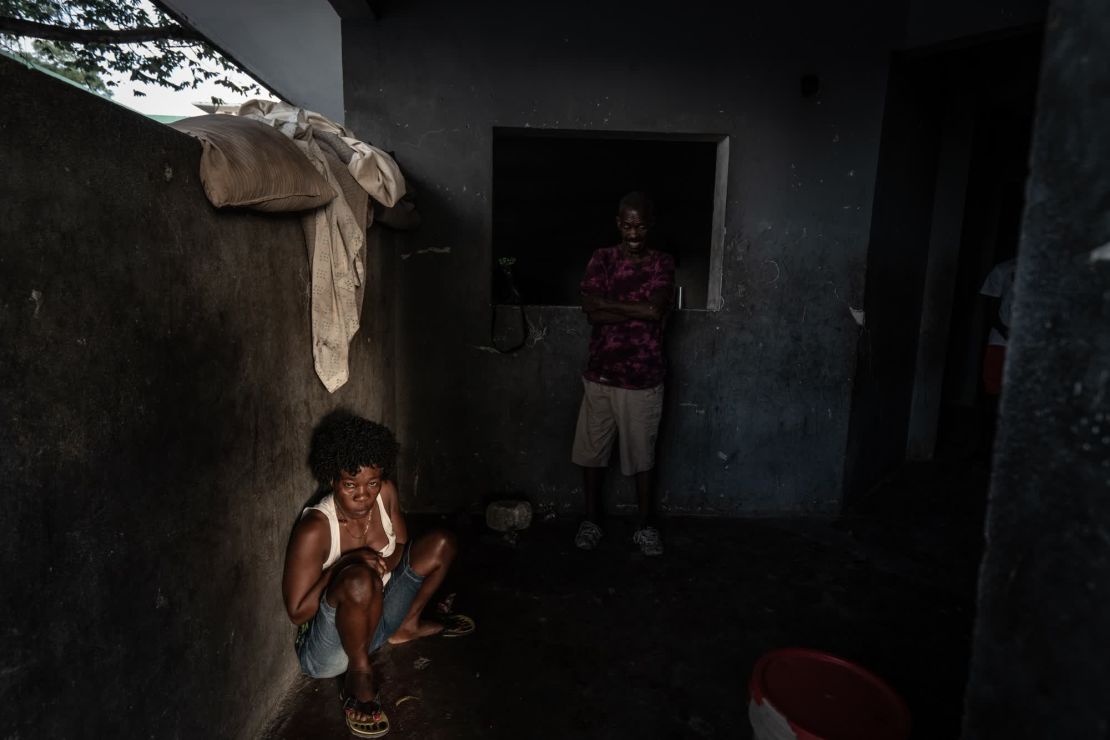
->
xmin=485 ymin=500 xmax=532 ymax=532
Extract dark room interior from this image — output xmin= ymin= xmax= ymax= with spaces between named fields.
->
xmin=2 ymin=0 xmax=1109 ymax=738
xmin=492 ymin=130 xmax=719 ymax=309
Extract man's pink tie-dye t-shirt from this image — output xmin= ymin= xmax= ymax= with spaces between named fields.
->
xmin=580 ymin=246 xmax=675 ymax=390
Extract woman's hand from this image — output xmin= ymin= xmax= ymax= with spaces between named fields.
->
xmin=338 ymin=547 xmax=388 ymax=578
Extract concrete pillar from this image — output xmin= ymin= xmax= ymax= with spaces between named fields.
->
xmin=961 ymin=0 xmax=1110 ymax=736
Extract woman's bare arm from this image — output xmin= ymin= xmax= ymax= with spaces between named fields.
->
xmin=281 ymin=513 xmax=334 ymax=625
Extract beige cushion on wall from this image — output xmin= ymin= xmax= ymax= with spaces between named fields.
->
xmin=170 ymin=115 xmax=336 ymax=212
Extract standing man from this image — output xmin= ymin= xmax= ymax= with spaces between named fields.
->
xmin=572 ymin=192 xmax=675 ymax=556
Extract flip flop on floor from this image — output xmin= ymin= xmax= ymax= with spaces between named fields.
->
xmin=438 ymin=612 xmax=476 ymax=638
xmin=341 ymin=694 xmax=390 ymax=738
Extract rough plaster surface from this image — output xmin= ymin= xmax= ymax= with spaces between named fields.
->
xmin=0 ymin=58 xmax=391 ymax=737
xmin=961 ymin=0 xmax=1110 ymax=734
xmin=343 ymin=0 xmax=897 ymax=516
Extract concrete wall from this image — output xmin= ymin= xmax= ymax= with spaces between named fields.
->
xmin=163 ymin=0 xmax=345 ymax=122
xmin=904 ymin=0 xmax=1047 ymax=48
xmin=342 ymin=0 xmax=903 ymax=515
xmin=0 ymin=57 xmax=392 ymax=738
xmin=962 ymin=0 xmax=1110 ymax=733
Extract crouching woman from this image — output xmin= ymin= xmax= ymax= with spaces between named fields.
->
xmin=282 ymin=412 xmax=473 ymax=738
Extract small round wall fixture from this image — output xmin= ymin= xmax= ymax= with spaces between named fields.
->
xmin=800 ymin=74 xmax=821 ymax=98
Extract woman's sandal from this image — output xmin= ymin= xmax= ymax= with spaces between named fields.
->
xmin=342 ymin=694 xmax=390 ymax=738
xmin=438 ymin=612 xmax=476 ymax=638
xmin=433 ymin=594 xmax=475 ymax=638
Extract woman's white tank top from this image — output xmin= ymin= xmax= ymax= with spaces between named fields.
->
xmin=302 ymin=493 xmax=397 ymax=585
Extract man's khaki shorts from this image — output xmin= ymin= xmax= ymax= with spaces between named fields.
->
xmin=571 ymin=378 xmax=664 ymax=475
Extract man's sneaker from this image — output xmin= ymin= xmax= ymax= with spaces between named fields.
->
xmin=575 ymin=520 xmax=603 ymax=550
xmin=632 ymin=526 xmax=664 ymax=556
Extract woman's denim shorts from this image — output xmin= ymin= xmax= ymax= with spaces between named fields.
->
xmin=295 ymin=542 xmax=425 ymax=678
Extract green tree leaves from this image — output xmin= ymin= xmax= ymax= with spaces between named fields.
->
xmin=0 ymin=0 xmax=263 ymax=103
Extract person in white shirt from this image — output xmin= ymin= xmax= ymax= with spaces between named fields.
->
xmin=979 ymin=258 xmax=1017 ymax=396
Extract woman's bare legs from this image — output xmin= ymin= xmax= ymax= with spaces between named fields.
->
xmin=388 ymin=529 xmax=458 ymax=644
xmin=329 ymin=562 xmax=384 ymax=722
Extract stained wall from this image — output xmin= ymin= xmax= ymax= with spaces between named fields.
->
xmin=0 ymin=58 xmax=393 ymax=738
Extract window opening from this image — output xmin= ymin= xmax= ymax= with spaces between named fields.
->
xmin=492 ymin=129 xmax=728 ymax=310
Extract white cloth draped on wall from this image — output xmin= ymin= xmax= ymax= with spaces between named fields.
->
xmin=238 ymin=100 xmax=405 ymax=392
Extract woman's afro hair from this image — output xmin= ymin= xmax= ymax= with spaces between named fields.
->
xmin=308 ymin=410 xmax=399 ymax=485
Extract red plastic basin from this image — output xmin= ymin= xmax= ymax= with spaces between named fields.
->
xmin=749 ymin=648 xmax=911 ymax=740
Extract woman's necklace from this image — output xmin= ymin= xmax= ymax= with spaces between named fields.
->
xmin=342 ymin=508 xmax=372 ymax=540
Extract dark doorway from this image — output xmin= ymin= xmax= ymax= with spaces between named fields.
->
xmin=491 ymin=129 xmax=723 ymax=308
xmin=934 ymin=37 xmax=1041 ymax=459
xmin=838 ymin=30 xmax=1044 ymax=739
xmin=844 ymin=28 xmax=1043 ymax=504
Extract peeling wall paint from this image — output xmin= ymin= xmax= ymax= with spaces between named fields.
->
xmin=1087 ymin=241 xmax=1110 ymax=263
xmin=400 ymin=246 xmax=453 ymax=260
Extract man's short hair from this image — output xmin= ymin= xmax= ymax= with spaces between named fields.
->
xmin=617 ymin=191 xmax=656 ymax=223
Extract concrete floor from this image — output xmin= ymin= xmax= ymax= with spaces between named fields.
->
xmin=262 ymin=462 xmax=986 ymax=739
